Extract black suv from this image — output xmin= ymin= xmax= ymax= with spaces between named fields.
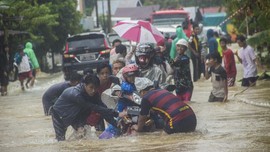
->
xmin=62 ymin=32 xmax=111 ymax=80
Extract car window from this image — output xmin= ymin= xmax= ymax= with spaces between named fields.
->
xmin=67 ymin=34 xmax=107 ymax=52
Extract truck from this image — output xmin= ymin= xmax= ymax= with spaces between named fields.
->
xmin=150 ymin=9 xmax=192 ymax=38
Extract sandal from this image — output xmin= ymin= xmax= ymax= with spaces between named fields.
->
xmin=21 ymin=86 xmax=25 ymax=91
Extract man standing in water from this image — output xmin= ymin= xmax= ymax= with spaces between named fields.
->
xmin=51 ymin=74 xmax=126 ymax=141
xmin=235 ymin=35 xmax=258 ymax=87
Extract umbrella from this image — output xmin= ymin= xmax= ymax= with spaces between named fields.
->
xmin=112 ymin=20 xmax=164 ymax=44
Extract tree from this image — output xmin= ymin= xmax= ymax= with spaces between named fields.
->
xmin=1 ymin=0 xmax=83 ymax=70
xmin=224 ymin=1 xmax=270 ymax=44
xmin=225 ymin=0 xmax=270 ymax=64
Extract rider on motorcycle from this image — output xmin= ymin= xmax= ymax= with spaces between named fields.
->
xmin=135 ymin=43 xmax=167 ymax=85
xmin=118 ymin=64 xmax=139 ymax=112
xmin=99 ymin=64 xmax=140 ymax=139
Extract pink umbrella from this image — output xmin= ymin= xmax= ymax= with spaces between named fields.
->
xmin=112 ymin=20 xmax=164 ymax=44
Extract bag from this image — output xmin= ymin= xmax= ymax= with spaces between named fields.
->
xmin=8 ymin=63 xmax=18 ymax=82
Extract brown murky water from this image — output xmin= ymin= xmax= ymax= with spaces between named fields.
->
xmin=1 ymin=57 xmax=270 ymax=151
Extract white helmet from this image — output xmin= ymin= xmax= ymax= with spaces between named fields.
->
xmin=176 ymin=39 xmax=188 ymax=47
xmin=135 ymin=77 xmax=154 ymax=93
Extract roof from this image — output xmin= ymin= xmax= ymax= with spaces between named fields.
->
xmin=153 ymin=9 xmax=188 ymax=15
xmin=114 ymin=5 xmax=160 ymax=20
xmin=92 ymin=0 xmax=142 ymax=16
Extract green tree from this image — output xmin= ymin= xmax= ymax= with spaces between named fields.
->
xmin=37 ymin=0 xmax=82 ymax=53
xmin=225 ymin=0 xmax=270 ymax=45
xmin=225 ymin=0 xmax=270 ymax=65
xmin=1 ymin=0 xmax=82 ymax=70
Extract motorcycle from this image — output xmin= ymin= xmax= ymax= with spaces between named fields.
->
xmin=99 ymin=76 xmax=175 ymax=138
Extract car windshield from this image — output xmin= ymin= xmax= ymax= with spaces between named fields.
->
xmin=152 ymin=14 xmax=187 ymax=25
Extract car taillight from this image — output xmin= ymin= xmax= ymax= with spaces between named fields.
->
xmin=63 ymin=54 xmax=75 ymax=58
xmin=99 ymin=49 xmax=110 ymax=55
xmin=64 ymin=43 xmax=69 ymax=53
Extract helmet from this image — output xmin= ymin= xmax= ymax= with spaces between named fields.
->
xmin=135 ymin=43 xmax=155 ymax=69
xmin=135 ymin=77 xmax=154 ymax=93
xmin=122 ymin=64 xmax=139 ymax=78
xmin=176 ymin=39 xmax=188 ymax=47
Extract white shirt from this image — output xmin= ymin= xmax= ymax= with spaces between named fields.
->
xmin=239 ymin=45 xmax=257 ymax=78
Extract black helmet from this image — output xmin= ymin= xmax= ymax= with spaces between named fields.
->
xmin=135 ymin=43 xmax=155 ymax=69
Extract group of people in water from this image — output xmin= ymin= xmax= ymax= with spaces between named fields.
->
xmin=40 ymin=23 xmax=258 ymax=141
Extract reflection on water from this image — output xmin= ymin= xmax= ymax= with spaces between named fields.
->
xmin=0 ymin=71 xmax=270 ymax=152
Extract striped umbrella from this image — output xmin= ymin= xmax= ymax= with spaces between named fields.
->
xmin=112 ymin=20 xmax=164 ymax=44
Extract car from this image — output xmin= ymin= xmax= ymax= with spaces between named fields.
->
xmin=62 ymin=32 xmax=111 ymax=80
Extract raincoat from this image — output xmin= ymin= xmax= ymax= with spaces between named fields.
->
xmin=24 ymin=42 xmax=39 ymax=69
xmin=170 ymin=27 xmax=188 ymax=59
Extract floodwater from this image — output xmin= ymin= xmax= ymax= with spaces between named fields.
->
xmin=0 ymin=66 xmax=270 ymax=151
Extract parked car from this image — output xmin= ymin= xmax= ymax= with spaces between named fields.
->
xmin=62 ymin=32 xmax=111 ymax=80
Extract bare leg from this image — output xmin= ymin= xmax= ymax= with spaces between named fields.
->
xmin=30 ymin=77 xmax=35 ymax=87
xmin=2 ymin=86 xmax=7 ymax=95
xmin=20 ymin=80 xmax=25 ymax=91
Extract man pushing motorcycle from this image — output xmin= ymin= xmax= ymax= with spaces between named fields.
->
xmin=132 ymin=78 xmax=197 ymax=134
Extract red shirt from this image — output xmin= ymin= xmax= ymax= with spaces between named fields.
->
xmin=222 ymin=49 xmax=237 ymax=77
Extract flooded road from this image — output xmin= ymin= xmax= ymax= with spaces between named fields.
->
xmin=0 ymin=65 xmax=270 ymax=151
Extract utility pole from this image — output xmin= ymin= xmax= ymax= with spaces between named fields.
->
xmin=107 ymin=0 xmax=112 ymax=33
xmin=95 ymin=0 xmax=99 ymax=28
xmin=101 ymin=0 xmax=106 ymax=32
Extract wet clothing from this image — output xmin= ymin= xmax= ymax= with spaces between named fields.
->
xmin=24 ymin=42 xmax=39 ymax=69
xmin=140 ymin=89 xmax=197 ymax=134
xmin=18 ymin=71 xmax=32 ymax=81
xmin=171 ymin=54 xmax=193 ymax=102
xmin=170 ymin=27 xmax=188 ymax=59
xmin=176 ymin=88 xmax=193 ymax=102
xmin=52 ymin=84 xmax=119 ymax=141
xmin=241 ymin=77 xmax=257 ymax=87
xmin=189 ymin=32 xmax=201 ymax=82
xmin=42 ymin=82 xmax=71 ymax=116
xmin=223 ymin=48 xmax=237 ymax=86
xmin=208 ymin=65 xmax=227 ymax=102
xmin=139 ymin=64 xmax=167 ymax=86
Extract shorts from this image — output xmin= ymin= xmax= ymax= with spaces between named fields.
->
xmin=164 ymin=114 xmax=197 ymax=134
xmin=227 ymin=77 xmax=235 ymax=87
xmin=208 ymin=93 xmax=224 ymax=102
xmin=18 ymin=71 xmax=32 ymax=81
xmin=176 ymin=87 xmax=193 ymax=102
xmin=241 ymin=77 xmax=257 ymax=87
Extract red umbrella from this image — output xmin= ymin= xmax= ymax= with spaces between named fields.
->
xmin=112 ymin=20 xmax=164 ymax=44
